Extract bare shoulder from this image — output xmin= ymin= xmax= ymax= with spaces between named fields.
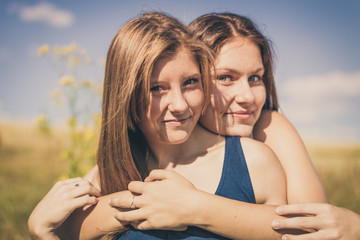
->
xmin=240 ymin=137 xmax=286 ymax=204
xmin=240 ymin=137 xmax=280 ymax=167
xmin=254 ymin=111 xmax=328 ymax=203
xmin=254 ymin=110 xmax=299 ymax=143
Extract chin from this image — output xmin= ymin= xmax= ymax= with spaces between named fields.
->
xmin=164 ymin=133 xmax=191 ymax=144
xmin=225 ymin=126 xmax=253 ymax=138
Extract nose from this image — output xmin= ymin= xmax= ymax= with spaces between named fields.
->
xmin=234 ymin=80 xmax=255 ymax=105
xmin=167 ymin=89 xmax=188 ymax=115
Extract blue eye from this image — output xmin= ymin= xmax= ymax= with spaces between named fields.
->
xmin=217 ymin=75 xmax=232 ymax=82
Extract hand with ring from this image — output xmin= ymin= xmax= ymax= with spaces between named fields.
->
xmin=130 ymin=195 xmax=137 ymax=209
xmin=28 ymin=177 xmax=101 ymax=240
xmin=109 ymin=169 xmax=200 ymax=231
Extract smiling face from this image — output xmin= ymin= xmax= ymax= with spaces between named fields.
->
xmin=199 ymin=37 xmax=266 ymax=137
xmin=139 ymin=47 xmax=204 ymax=145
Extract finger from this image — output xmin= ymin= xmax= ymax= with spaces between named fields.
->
xmin=78 ymin=179 xmax=101 ymax=196
xmin=271 ymin=216 xmax=322 ymax=230
xmin=281 ymin=231 xmax=331 ymax=240
xmin=68 ymin=194 xmax=99 ymax=210
xmin=114 ymin=209 xmax=146 ymax=223
xmin=109 ymin=194 xmax=142 ymax=209
xmin=276 ymin=203 xmax=328 ymax=216
xmin=128 ymin=181 xmax=145 ymax=194
xmin=63 ymin=177 xmax=83 ymax=184
xmin=132 ymin=220 xmax=188 ymax=231
xmin=52 ymin=177 xmax=82 ymax=191
xmin=131 ymin=220 xmax=151 ymax=230
xmin=145 ymin=169 xmax=170 ymax=182
xmin=69 ymin=180 xmax=101 ymax=198
xmin=170 ymin=226 xmax=188 ymax=231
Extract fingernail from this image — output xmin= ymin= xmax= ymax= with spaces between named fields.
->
xmin=271 ymin=220 xmax=279 ymax=229
xmin=275 ymin=206 xmax=283 ymax=214
xmin=282 ymin=235 xmax=288 ymax=240
xmin=108 ymin=199 xmax=112 ymax=205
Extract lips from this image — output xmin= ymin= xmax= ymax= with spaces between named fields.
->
xmin=162 ymin=116 xmax=191 ymax=125
xmin=224 ymin=111 xmax=252 ymax=120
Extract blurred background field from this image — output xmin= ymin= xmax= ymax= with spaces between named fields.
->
xmin=0 ymin=121 xmax=359 ymax=239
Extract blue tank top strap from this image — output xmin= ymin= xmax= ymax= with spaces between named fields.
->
xmin=215 ymin=136 xmax=256 ymax=203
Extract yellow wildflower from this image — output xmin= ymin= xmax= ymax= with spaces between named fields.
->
xmin=62 ymin=43 xmax=77 ymax=54
xmin=37 ymin=44 xmax=49 ymax=56
xmin=68 ymin=116 xmax=77 ymax=128
xmin=59 ymin=75 xmax=75 ymax=85
xmin=80 ymin=80 xmax=92 ymax=87
xmin=35 ymin=114 xmax=48 ymax=125
xmin=53 ymin=43 xmax=77 ymax=55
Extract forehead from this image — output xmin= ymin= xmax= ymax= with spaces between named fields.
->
xmin=151 ymin=47 xmax=199 ymax=81
xmin=215 ymin=37 xmax=263 ymax=70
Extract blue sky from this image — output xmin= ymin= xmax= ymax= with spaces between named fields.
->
xmin=1 ymin=0 xmax=360 ymax=143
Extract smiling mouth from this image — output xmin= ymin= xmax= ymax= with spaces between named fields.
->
xmin=163 ymin=117 xmax=191 ymax=125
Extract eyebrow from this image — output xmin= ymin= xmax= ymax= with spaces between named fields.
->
xmin=183 ymin=73 xmax=201 ymax=79
xmin=253 ymin=67 xmax=265 ymax=73
xmin=214 ymin=67 xmax=265 ymax=74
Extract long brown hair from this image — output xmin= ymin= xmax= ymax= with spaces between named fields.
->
xmin=98 ymin=12 xmax=213 ymax=194
xmin=188 ymin=13 xmax=278 ymax=111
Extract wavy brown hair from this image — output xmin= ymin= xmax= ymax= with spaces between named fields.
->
xmin=188 ymin=13 xmax=278 ymax=111
xmin=98 ymin=12 xmax=213 ymax=194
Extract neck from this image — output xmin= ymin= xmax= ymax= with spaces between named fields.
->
xmin=146 ymin=124 xmax=223 ymax=170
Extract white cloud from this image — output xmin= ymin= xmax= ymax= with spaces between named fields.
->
xmin=10 ymin=2 xmax=74 ymax=28
xmin=278 ymin=71 xmax=360 ymax=142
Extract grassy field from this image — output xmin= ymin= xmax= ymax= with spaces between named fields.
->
xmin=0 ymin=122 xmax=359 ymax=239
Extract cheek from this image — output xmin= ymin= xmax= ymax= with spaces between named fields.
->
xmin=187 ymin=89 xmax=205 ymax=110
xmin=254 ymin=86 xmax=266 ymax=108
xmin=146 ymin=96 xmax=163 ymax=121
xmin=254 ymin=86 xmax=266 ymax=112
xmin=211 ymin=85 xmax=232 ymax=112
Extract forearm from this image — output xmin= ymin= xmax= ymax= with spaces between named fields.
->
xmin=190 ymin=191 xmax=281 ymax=240
xmin=29 ymin=229 xmax=60 ymax=240
xmin=191 ymin=191 xmax=309 ymax=240
xmin=61 ymin=192 xmax=129 ymax=240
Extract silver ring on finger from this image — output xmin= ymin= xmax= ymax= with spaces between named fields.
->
xmin=130 ymin=195 xmax=136 ymax=209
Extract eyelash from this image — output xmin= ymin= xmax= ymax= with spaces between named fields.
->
xmin=249 ymin=75 xmax=263 ymax=83
xmin=217 ymin=75 xmax=263 ymax=83
xmin=184 ymin=78 xmax=199 ymax=86
xmin=150 ymin=86 xmax=162 ymax=92
xmin=150 ymin=78 xmax=199 ymax=93
xmin=217 ymin=75 xmax=232 ymax=82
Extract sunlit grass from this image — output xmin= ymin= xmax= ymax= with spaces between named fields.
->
xmin=308 ymin=143 xmax=360 ymax=212
xmin=0 ymin=123 xmax=68 ymax=239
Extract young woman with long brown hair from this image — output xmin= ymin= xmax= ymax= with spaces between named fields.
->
xmin=110 ymin=13 xmax=359 ymax=240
